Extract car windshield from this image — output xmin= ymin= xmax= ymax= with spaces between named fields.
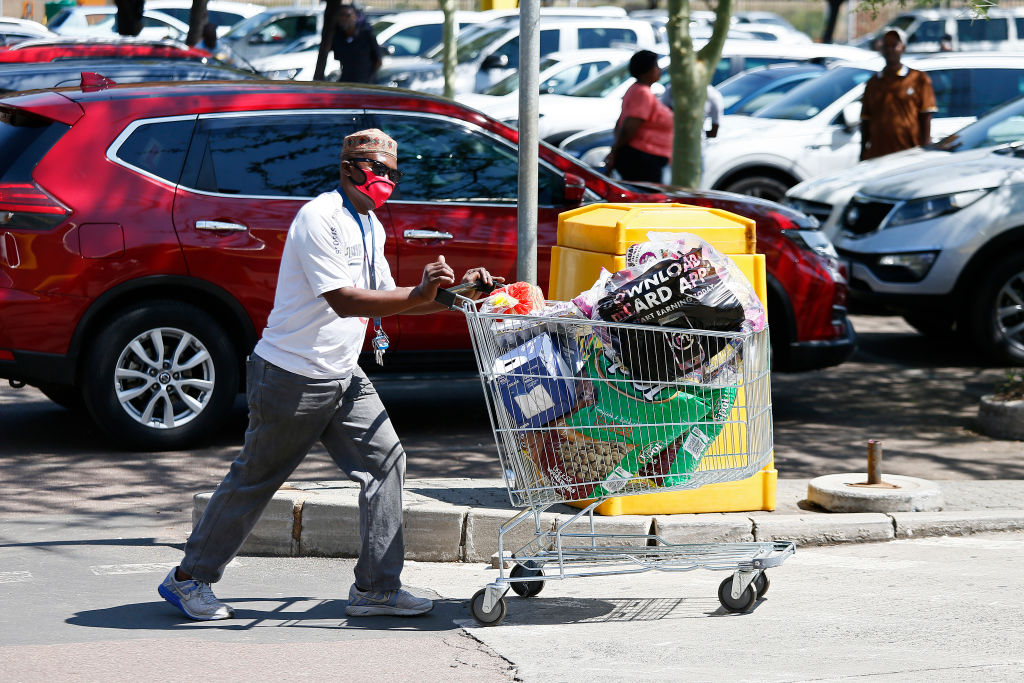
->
xmin=933 ymin=94 xmax=1024 ymax=152
xmin=484 ymin=56 xmax=559 ymax=95
xmin=223 ymin=12 xmax=272 ymax=39
xmin=754 ymin=65 xmax=872 ymax=121
xmin=566 ymin=60 xmax=629 ymax=97
xmin=454 ymin=25 xmax=508 ymax=63
xmin=718 ymin=71 xmax=776 ymax=110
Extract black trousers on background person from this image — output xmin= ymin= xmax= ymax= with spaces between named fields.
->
xmin=613 ymin=145 xmax=668 ymax=183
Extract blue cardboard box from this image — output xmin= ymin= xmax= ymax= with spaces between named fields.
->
xmin=491 ymin=333 xmax=577 ymax=428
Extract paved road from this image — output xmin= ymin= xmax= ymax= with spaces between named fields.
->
xmin=1 ymin=514 xmax=1022 ymax=681
xmin=2 ymin=314 xmax=1022 ymax=533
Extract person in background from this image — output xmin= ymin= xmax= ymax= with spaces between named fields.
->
xmin=158 ymin=128 xmax=500 ymax=621
xmin=604 ymin=49 xmax=674 ymax=183
xmin=860 ymin=27 xmax=937 ymax=161
xmin=332 ymin=3 xmax=382 ymax=83
xmin=940 ymin=33 xmax=954 ymax=52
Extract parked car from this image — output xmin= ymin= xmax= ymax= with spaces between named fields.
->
xmin=786 ymin=93 xmax=1024 ymax=238
xmin=0 ymin=58 xmax=259 ymax=94
xmin=250 ymin=10 xmax=486 ymax=81
xmin=373 ymin=10 xmax=486 ymax=59
xmin=220 ymin=6 xmax=322 ymax=63
xmin=146 ymin=0 xmax=266 ymax=36
xmin=0 ymin=80 xmax=853 ymax=449
xmin=854 ymin=7 xmax=1024 ymax=53
xmin=0 ymin=37 xmax=215 ymax=65
xmin=494 ymin=40 xmax=872 ymax=145
xmin=0 ymin=17 xmax=55 ymax=46
xmin=456 ymin=47 xmax=635 ymax=117
xmin=828 ymin=144 xmax=1024 ymax=365
xmin=702 ymin=52 xmax=1024 ymax=201
xmin=374 ymin=16 xmax=658 ymax=95
xmin=46 ymin=6 xmax=190 ymax=42
xmin=556 ymin=61 xmax=830 ymax=169
xmin=718 ymin=62 xmax=826 ymax=116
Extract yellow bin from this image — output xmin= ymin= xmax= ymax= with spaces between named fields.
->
xmin=550 ymin=203 xmax=776 ymax=515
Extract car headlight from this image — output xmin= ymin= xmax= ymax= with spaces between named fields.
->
xmin=874 ymin=251 xmax=940 ymax=282
xmin=264 ymin=68 xmax=301 ymax=80
xmin=886 ymin=188 xmax=992 ymax=228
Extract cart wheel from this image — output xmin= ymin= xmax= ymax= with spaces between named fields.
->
xmin=470 ymin=589 xmax=508 ymax=626
xmin=718 ymin=576 xmax=759 ymax=613
xmin=509 ymin=561 xmax=545 ymax=598
xmin=754 ymin=572 xmax=770 ymax=597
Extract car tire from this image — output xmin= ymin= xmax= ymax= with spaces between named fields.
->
xmin=81 ymin=301 xmax=239 ymax=450
xmin=967 ymin=253 xmax=1024 ymax=366
xmin=723 ymin=175 xmax=790 ymax=202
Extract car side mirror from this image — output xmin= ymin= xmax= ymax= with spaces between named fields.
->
xmin=385 ymin=44 xmax=396 ymax=56
xmin=480 ymin=54 xmax=509 ymax=70
xmin=841 ymin=101 xmax=861 ymax=131
xmin=564 ymin=172 xmax=585 ymax=204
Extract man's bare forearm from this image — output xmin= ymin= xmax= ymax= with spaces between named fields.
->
xmin=323 ymin=286 xmax=430 ymax=319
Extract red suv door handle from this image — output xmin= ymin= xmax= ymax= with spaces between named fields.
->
xmin=404 ymin=229 xmax=453 ymax=241
xmin=196 ymin=220 xmax=248 ymax=232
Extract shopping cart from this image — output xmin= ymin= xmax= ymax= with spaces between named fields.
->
xmin=439 ymin=285 xmax=795 ymax=626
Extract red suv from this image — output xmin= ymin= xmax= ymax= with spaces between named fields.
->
xmin=0 ymin=81 xmax=854 ymax=449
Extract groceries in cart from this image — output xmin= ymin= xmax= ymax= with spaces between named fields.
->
xmin=478 ymin=232 xmax=766 ymax=501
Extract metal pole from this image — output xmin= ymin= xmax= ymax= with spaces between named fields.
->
xmin=867 ymin=439 xmax=882 ymax=485
xmin=516 ymin=0 xmax=539 ymax=285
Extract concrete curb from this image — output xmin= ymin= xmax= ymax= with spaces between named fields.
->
xmin=192 ymin=479 xmax=1024 ymax=561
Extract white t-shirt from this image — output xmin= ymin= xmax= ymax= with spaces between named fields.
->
xmin=254 ymin=189 xmax=396 ymax=379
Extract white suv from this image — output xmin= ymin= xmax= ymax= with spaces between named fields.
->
xmin=702 ymin=52 xmax=1024 ymax=201
xmin=375 ymin=16 xmax=657 ymax=95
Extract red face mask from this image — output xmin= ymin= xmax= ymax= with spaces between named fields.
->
xmin=351 ymin=167 xmax=395 ymax=209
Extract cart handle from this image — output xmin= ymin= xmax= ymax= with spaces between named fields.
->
xmin=434 ymin=280 xmax=497 ymax=310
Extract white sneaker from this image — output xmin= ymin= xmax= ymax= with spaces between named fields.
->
xmin=345 ymin=584 xmax=433 ymax=617
xmin=158 ymin=568 xmax=234 ymax=621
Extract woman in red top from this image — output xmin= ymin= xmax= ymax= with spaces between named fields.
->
xmin=605 ymin=50 xmax=674 ymax=183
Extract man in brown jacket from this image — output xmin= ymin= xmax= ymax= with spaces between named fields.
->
xmin=860 ymin=28 xmax=938 ymax=161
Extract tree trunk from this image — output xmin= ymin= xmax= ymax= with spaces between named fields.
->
xmin=666 ymin=0 xmax=731 ymax=188
xmin=115 ymin=0 xmax=143 ymax=37
xmin=186 ymin=0 xmax=209 ymax=47
xmin=821 ymin=0 xmax=845 ymax=44
xmin=314 ymin=0 xmax=341 ymax=82
xmin=439 ymin=0 xmax=457 ymax=99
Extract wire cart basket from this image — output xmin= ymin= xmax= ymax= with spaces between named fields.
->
xmin=441 ymin=287 xmax=794 ymax=626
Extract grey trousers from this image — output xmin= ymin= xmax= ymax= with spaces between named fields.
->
xmin=181 ymin=354 xmax=406 ymax=591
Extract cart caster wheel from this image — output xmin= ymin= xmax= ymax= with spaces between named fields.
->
xmin=718 ymin=576 xmax=759 ymax=613
xmin=509 ymin=561 xmax=545 ymax=598
xmin=471 ymin=588 xmax=508 ymax=626
xmin=754 ymin=572 xmax=770 ymax=597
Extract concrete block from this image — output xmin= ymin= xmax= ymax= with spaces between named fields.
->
xmin=192 ymin=489 xmax=307 ymax=557
xmin=808 ymin=473 xmax=942 ymax=513
xmin=653 ymin=514 xmax=754 ymax=544
xmin=752 ymin=513 xmax=894 ymax=546
xmin=891 ymin=510 xmax=1024 ymax=539
xmin=298 ymin=489 xmax=362 ymax=557
xmin=464 ymin=508 xmax=559 ymax=563
xmin=402 ymin=500 xmax=470 ymax=562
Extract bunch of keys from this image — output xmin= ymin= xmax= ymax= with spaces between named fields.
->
xmin=372 ymin=327 xmax=390 ymax=366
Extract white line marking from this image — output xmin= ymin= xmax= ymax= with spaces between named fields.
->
xmin=0 ymin=571 xmax=33 ymax=583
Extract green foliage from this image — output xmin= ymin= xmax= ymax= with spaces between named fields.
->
xmin=994 ymin=368 xmax=1024 ymax=401
xmin=857 ymin=0 xmax=995 ymax=20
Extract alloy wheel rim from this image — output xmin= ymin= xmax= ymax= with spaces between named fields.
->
xmin=995 ymin=269 xmax=1024 ymax=354
xmin=113 ymin=327 xmax=215 ymax=429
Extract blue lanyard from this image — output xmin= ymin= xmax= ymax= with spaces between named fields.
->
xmin=338 ymin=189 xmax=381 ymax=329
